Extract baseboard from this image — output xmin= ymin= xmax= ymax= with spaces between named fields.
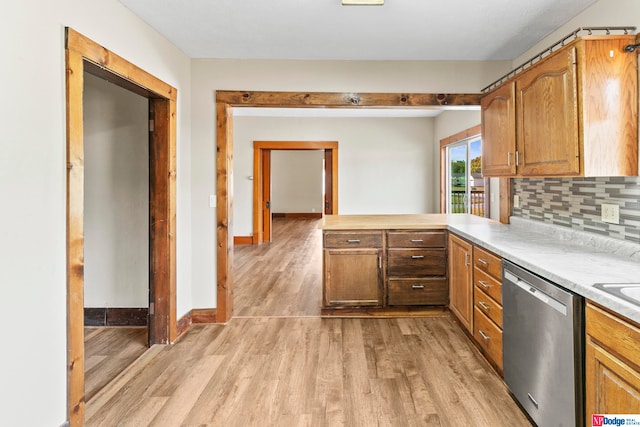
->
xmin=192 ymin=308 xmax=217 ymax=323
xmin=272 ymin=212 xmax=323 ymax=219
xmin=84 ymin=307 xmax=148 ymax=326
xmin=176 ymin=308 xmax=218 ymax=339
xmin=234 ymin=235 xmax=253 ymax=245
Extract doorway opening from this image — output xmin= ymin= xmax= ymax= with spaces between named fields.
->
xmin=252 ymin=141 xmax=338 ymax=244
xmin=65 ymin=28 xmax=177 ymax=426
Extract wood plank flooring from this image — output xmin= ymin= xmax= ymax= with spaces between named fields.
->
xmin=233 ymin=218 xmax=323 ymax=317
xmin=86 ymin=218 xmax=532 ymax=426
xmin=84 ymin=326 xmax=148 ymax=401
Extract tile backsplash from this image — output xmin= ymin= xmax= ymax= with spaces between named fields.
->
xmin=512 ymin=177 xmax=640 ymax=244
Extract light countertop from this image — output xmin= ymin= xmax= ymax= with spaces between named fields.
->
xmin=320 ymin=214 xmax=640 ymax=323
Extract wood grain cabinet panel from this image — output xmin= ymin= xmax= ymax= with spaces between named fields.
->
xmin=448 ymin=234 xmax=473 ymax=332
xmin=387 ymin=249 xmax=447 ymax=277
xmin=481 ymin=35 xmax=638 ymax=178
xmin=387 ymin=278 xmax=447 ymax=306
xmin=585 ymin=303 xmax=640 ymax=418
xmin=385 ymin=230 xmax=448 ymax=307
xmin=323 ymin=230 xmax=384 ymax=308
xmin=481 ymin=82 xmax=516 ymax=177
xmin=473 ymin=307 xmax=504 ymax=370
xmin=323 ymin=248 xmax=382 ymax=307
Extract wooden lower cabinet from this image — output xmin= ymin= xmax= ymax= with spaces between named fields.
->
xmin=448 ymin=234 xmax=473 ymax=332
xmin=323 ymin=231 xmax=383 ymax=307
xmin=586 ymin=302 xmax=640 ymax=418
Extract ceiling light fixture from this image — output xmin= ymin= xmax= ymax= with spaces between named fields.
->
xmin=342 ymin=0 xmax=384 ymax=5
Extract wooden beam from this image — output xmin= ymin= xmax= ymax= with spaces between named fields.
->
xmin=217 ymin=90 xmax=482 ymax=108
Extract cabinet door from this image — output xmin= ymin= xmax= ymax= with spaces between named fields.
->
xmin=323 ymin=248 xmax=382 ymax=307
xmin=448 ymin=234 xmax=473 ymax=332
xmin=586 ymin=303 xmax=640 ymax=418
xmin=516 ymin=47 xmax=580 ymax=176
xmin=481 ymin=82 xmax=516 ymax=176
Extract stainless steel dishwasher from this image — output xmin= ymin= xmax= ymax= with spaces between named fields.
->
xmin=502 ymin=260 xmax=584 ymax=427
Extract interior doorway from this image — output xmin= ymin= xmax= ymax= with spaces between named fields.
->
xmin=252 ymin=141 xmax=338 ymax=244
xmin=65 ymin=28 xmax=177 ymax=426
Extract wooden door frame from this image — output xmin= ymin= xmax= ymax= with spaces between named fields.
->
xmin=65 ymin=28 xmax=177 ymax=426
xmin=252 ymin=141 xmax=339 ymax=244
xmin=216 ymin=91 xmax=482 ymax=322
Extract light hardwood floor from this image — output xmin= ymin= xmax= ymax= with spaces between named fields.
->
xmin=84 ymin=326 xmax=148 ymax=402
xmin=86 ymin=218 xmax=532 ymax=426
xmin=233 ymin=218 xmax=323 ymax=317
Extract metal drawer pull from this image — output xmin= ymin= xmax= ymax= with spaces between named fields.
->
xmin=478 ymin=280 xmax=491 ymax=289
xmin=411 ymin=284 xmax=425 ymax=289
xmin=411 ymin=255 xmax=425 ymax=259
xmin=479 ymin=330 xmax=491 ymax=341
xmin=346 ymin=239 xmax=360 ymax=243
xmin=478 ymin=258 xmax=489 ymax=266
xmin=527 ymin=393 xmax=539 ymax=408
xmin=478 ymin=301 xmax=490 ymax=311
xmin=410 ymin=239 xmax=424 ymax=243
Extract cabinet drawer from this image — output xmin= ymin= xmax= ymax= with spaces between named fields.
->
xmin=324 ymin=231 xmax=382 ymax=248
xmin=388 ymin=278 xmax=447 ymax=306
xmin=474 ymin=286 xmax=503 ymax=328
xmin=473 ymin=246 xmax=502 ymax=281
xmin=387 ymin=231 xmax=446 ymax=248
xmin=473 ymin=307 xmax=503 ymax=371
xmin=387 ymin=249 xmax=446 ymax=277
xmin=474 ymin=268 xmax=502 ymax=304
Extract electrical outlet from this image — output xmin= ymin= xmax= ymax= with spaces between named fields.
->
xmin=513 ymin=195 xmax=520 ymax=208
xmin=601 ymin=203 xmax=619 ymax=224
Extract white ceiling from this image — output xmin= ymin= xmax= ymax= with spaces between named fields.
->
xmin=119 ymin=0 xmax=597 ymax=61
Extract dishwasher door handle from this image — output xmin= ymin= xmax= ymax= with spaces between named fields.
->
xmin=504 ymin=271 xmax=567 ymax=315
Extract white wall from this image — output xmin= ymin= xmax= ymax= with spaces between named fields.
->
xmin=513 ymin=0 xmax=640 ymax=66
xmin=1 ymin=1 xmax=191 ymax=425
xmin=84 ymin=73 xmax=149 ymax=308
xmin=232 ymin=116 xmax=437 ymax=236
xmin=191 ymin=59 xmax=511 ymax=307
xmin=271 ymin=151 xmax=324 ymax=215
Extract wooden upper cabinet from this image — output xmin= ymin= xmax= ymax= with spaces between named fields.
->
xmin=481 ymin=82 xmax=516 ymax=176
xmin=480 ymin=35 xmax=638 ymax=178
xmin=516 ymin=47 xmax=580 ymax=176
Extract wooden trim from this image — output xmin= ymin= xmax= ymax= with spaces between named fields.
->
xmin=439 ymin=124 xmax=482 ymax=147
xmin=272 ymin=213 xmax=323 ymax=219
xmin=65 ymin=47 xmax=85 ymax=426
xmin=176 ymin=312 xmax=191 ymax=338
xmin=216 ymin=102 xmax=234 ymax=323
xmin=66 ymin=28 xmax=176 ymax=101
xmin=499 ymin=177 xmax=512 ymax=224
xmin=65 ymin=28 xmax=177 ymax=426
xmin=176 ymin=308 xmax=219 ymax=339
xmin=438 ymin=125 xmax=482 ymax=214
xmin=216 ymin=91 xmax=481 ymax=323
xmin=254 ymin=140 xmax=339 ymax=150
xmin=234 ymin=236 xmax=253 ymax=245
xmin=84 ymin=308 xmax=148 ymax=326
xmin=191 ymin=308 xmax=217 ymax=324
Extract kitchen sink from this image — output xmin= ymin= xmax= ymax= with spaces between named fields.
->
xmin=594 ymin=283 xmax=640 ymax=306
